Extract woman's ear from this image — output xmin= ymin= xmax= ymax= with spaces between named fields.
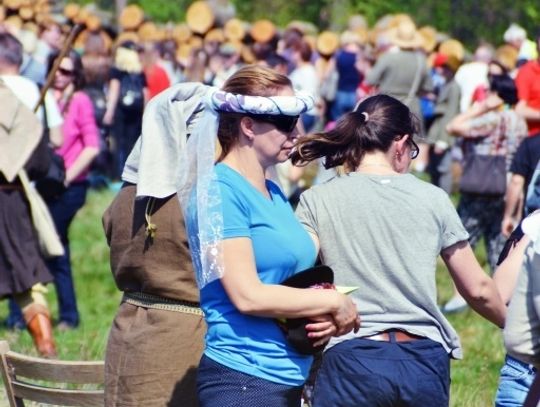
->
xmin=239 ymin=116 xmax=256 ymax=141
xmin=394 ymin=134 xmax=409 ymax=157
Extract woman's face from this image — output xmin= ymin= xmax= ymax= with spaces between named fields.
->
xmin=251 ymin=86 xmax=300 ymax=167
xmin=53 ymin=57 xmax=75 ymax=91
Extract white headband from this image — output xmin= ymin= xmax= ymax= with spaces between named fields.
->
xmin=178 ymin=87 xmax=314 ymax=288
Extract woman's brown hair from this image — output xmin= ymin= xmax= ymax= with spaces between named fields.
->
xmin=290 ymin=94 xmax=419 ymax=172
xmin=217 ymin=64 xmax=292 ymax=161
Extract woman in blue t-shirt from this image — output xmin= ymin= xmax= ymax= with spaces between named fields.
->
xmin=181 ymin=65 xmax=359 ymax=407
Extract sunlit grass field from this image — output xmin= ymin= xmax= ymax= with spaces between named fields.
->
xmin=0 ymin=187 xmax=504 ymax=406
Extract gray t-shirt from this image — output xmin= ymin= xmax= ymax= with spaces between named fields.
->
xmin=296 ymin=172 xmax=469 ymax=358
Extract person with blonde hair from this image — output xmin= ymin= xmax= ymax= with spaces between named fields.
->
xmin=103 ymin=40 xmax=148 ymax=180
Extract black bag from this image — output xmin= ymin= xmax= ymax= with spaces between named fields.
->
xmin=35 ymin=151 xmax=66 ymax=200
xmin=459 ymin=154 xmax=506 ymax=196
xmin=34 ymin=100 xmax=66 ymax=200
xmin=119 ymin=73 xmax=144 ymax=112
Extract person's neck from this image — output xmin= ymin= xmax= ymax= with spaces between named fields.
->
xmin=0 ymin=65 xmax=19 ymax=75
xmin=355 ymin=152 xmax=398 ymax=175
xmin=222 ymin=150 xmax=269 ymax=197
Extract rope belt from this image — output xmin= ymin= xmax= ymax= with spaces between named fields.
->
xmin=123 ymin=291 xmax=204 ymax=316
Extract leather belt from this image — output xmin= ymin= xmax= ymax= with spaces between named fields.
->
xmin=362 ymin=330 xmax=424 ymax=342
xmin=0 ymin=184 xmax=22 ymax=190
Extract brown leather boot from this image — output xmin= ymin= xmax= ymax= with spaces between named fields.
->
xmin=23 ymin=303 xmax=57 ymax=358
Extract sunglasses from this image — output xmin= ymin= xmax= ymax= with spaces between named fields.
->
xmin=248 ymin=114 xmax=299 ymax=134
xmin=57 ymin=67 xmax=75 ymax=77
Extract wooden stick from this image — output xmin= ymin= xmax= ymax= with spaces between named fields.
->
xmin=33 ymin=23 xmax=83 ymax=113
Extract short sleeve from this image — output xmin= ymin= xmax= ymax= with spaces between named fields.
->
xmin=109 ymin=67 xmax=122 ymax=81
xmin=295 ymin=190 xmax=318 ymax=237
xmin=510 ymin=138 xmax=531 ymax=176
xmin=44 ymin=90 xmax=63 ymax=128
xmin=219 ymin=180 xmax=251 ymax=239
xmin=438 ymin=193 xmax=469 ymax=250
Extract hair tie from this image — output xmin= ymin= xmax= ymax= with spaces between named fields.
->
xmin=361 ymin=112 xmax=369 ymax=122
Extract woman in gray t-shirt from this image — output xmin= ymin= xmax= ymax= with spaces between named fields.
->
xmin=290 ymin=94 xmax=506 ymax=407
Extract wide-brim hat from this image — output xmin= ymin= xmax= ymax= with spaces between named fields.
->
xmin=387 ymin=20 xmax=423 ymax=49
xmin=278 ymin=265 xmax=334 ymax=355
xmin=281 ymin=265 xmax=334 ymax=289
xmin=439 ymin=38 xmax=465 ymax=62
xmin=316 ymin=31 xmax=340 ymax=56
xmin=419 ymin=25 xmax=437 ymax=53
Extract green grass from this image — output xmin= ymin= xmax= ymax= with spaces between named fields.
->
xmin=0 ymin=188 xmax=503 ymax=407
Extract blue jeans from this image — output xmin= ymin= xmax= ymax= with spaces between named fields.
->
xmin=313 ymin=336 xmax=450 ymax=407
xmin=330 ymin=90 xmax=357 ymax=121
xmin=197 ymin=355 xmax=303 ymax=407
xmin=495 ymin=354 xmax=536 ymax=407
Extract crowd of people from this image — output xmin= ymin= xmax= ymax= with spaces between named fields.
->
xmin=1 ymin=8 xmax=540 ymax=407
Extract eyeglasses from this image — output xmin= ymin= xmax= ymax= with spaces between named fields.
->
xmin=247 ymin=114 xmax=299 ymax=134
xmin=396 ymin=135 xmax=419 ymax=159
xmin=57 ymin=67 xmax=75 ymax=77
xmin=408 ymin=138 xmax=419 ymax=159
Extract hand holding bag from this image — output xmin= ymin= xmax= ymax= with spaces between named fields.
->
xmin=19 ymin=169 xmax=64 ymax=258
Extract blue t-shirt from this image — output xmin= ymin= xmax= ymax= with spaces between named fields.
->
xmin=193 ymin=163 xmax=316 ymax=386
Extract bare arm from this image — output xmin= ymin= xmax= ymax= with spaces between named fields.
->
xmin=442 ymin=241 xmax=506 ymax=327
xmin=493 ymin=236 xmax=530 ymax=304
xmin=220 ymin=237 xmax=359 ymax=335
xmin=103 ymin=78 xmax=120 ymax=126
xmin=502 ymin=174 xmax=525 ymax=237
xmin=446 ymin=96 xmax=499 ymax=137
xmin=65 ymin=147 xmax=99 ymax=185
xmin=516 ymin=99 xmax=540 ymax=122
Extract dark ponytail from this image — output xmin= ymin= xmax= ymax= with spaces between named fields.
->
xmin=290 ymin=94 xmax=419 ymax=171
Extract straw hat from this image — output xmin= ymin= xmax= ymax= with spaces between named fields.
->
xmin=186 ymin=1 xmax=214 ymax=35
xmin=419 ymin=26 xmax=437 ymax=53
xmin=387 ymin=20 xmax=423 ymax=49
xmin=316 ymin=31 xmax=339 ymax=56
xmin=388 ymin=13 xmax=414 ymax=29
xmin=224 ymin=18 xmax=246 ymax=42
xmin=250 ymin=19 xmax=276 ymax=43
xmin=340 ymin=30 xmax=362 ymax=46
xmin=439 ymin=38 xmax=465 ymax=61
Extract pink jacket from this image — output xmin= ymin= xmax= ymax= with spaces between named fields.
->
xmin=56 ymin=91 xmax=100 ymax=182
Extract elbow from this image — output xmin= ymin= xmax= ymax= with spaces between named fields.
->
xmin=232 ymin=295 xmax=261 ymax=315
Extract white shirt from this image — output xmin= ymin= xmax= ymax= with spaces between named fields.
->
xmin=0 ymin=74 xmax=63 ymax=128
